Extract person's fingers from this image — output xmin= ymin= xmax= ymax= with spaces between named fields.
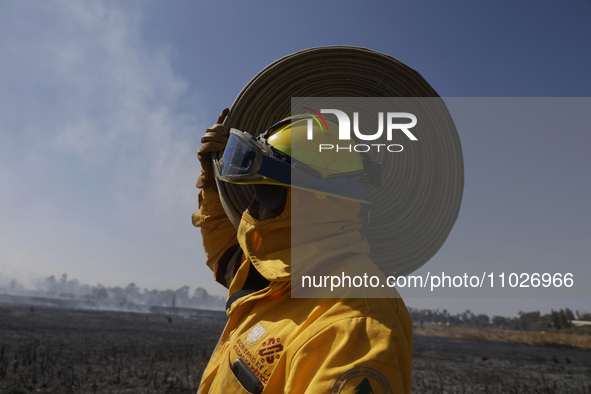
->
xmin=199 ymin=160 xmax=213 ymax=173
xmin=197 ymin=146 xmax=212 ymax=161
xmin=195 ymin=108 xmax=230 ymax=189
xmin=197 ymin=148 xmax=208 ymax=162
xmin=201 ymin=130 xmax=229 ymax=144
xmin=205 ymin=123 xmax=229 ymax=137
xmin=217 ymin=108 xmax=229 ymax=124
xmin=200 ymin=140 xmax=227 ymax=154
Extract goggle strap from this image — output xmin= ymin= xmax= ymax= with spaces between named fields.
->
xmin=257 ymin=155 xmax=368 ymax=202
xmin=292 ymin=172 xmax=367 ymax=202
xmin=258 ymin=155 xmax=291 ymax=185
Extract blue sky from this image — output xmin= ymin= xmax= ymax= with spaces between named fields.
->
xmin=0 ymin=1 xmax=589 ymax=316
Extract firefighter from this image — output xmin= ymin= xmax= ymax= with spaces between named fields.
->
xmin=193 ymin=110 xmax=412 ymax=393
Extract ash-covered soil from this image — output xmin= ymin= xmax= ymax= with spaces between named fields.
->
xmin=412 ymin=334 xmax=591 ymax=393
xmin=0 ymin=304 xmax=589 ymax=393
xmin=0 ymin=305 xmax=226 ymax=394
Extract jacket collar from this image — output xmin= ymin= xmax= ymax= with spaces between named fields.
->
xmin=235 ymin=189 xmax=370 ymax=283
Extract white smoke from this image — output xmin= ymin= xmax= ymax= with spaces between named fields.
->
xmin=0 ymin=1 xmax=213 ymax=292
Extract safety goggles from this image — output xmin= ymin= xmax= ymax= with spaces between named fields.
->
xmin=213 ymin=126 xmax=378 ymax=203
xmin=213 ymin=129 xmax=291 ymax=184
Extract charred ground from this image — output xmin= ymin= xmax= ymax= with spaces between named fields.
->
xmin=0 ymin=305 xmax=225 ymax=393
xmin=0 ymin=304 xmax=590 ymax=393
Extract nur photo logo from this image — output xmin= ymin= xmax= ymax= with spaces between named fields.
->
xmin=302 ymin=108 xmax=418 ymax=153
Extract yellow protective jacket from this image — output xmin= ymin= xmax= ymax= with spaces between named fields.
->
xmin=192 ymin=187 xmax=412 ymax=394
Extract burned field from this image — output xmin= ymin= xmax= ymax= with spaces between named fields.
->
xmin=412 ymin=334 xmax=591 ymax=393
xmin=0 ymin=305 xmax=226 ymax=393
xmin=1 ymin=304 xmax=590 ymax=394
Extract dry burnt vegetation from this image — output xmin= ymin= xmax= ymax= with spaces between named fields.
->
xmin=1 ymin=304 xmax=590 ymax=393
xmin=411 ymin=331 xmax=591 ymax=393
xmin=0 ymin=305 xmax=226 ymax=393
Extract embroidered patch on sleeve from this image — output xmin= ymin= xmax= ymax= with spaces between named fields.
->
xmin=246 ymin=322 xmax=268 ymax=346
xmin=330 ymin=367 xmax=392 ymax=394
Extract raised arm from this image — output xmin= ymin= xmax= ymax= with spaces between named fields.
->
xmin=192 ymin=108 xmax=242 ymax=288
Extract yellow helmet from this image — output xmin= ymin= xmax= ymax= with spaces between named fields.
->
xmin=214 ymin=116 xmax=380 ymax=204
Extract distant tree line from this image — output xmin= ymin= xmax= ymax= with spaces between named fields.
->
xmin=408 ymin=307 xmax=591 ymax=334
xmin=1 ymin=273 xmax=226 ymax=310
